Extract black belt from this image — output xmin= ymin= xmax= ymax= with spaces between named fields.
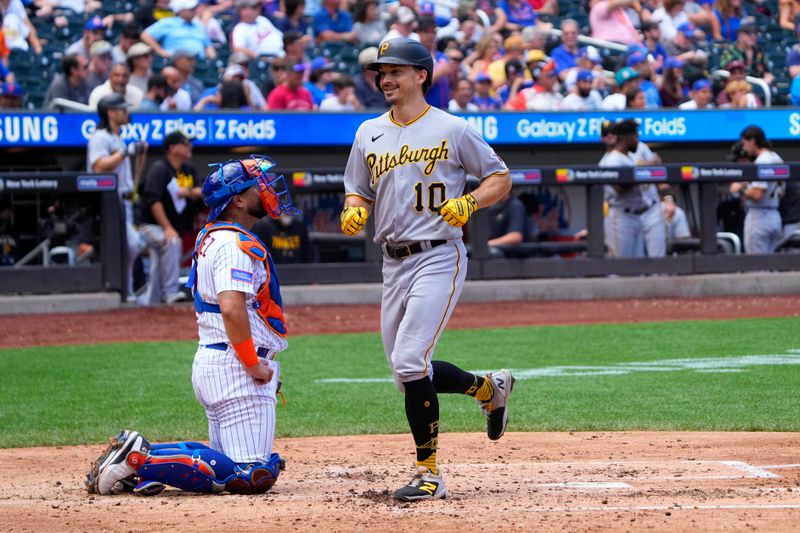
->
xmin=121 ymin=192 xmax=134 ymax=201
xmin=205 ymin=342 xmax=272 ymax=358
xmin=622 ymin=200 xmax=657 ymax=215
xmin=382 ymin=240 xmax=447 ymax=260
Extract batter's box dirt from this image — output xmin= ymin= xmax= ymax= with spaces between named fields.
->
xmin=2 ymin=432 xmax=800 ymax=532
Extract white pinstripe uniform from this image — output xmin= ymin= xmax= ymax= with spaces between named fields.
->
xmin=191 ymin=228 xmax=286 ymax=464
xmin=344 ymin=106 xmax=508 ymax=390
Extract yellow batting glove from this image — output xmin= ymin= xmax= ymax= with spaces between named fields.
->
xmin=340 ymin=206 xmax=369 ymax=236
xmin=438 ymin=193 xmax=478 ymax=227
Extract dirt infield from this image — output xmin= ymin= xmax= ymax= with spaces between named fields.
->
xmin=2 ymin=295 xmax=800 ymax=531
xmin=2 ymin=433 xmax=799 ymax=532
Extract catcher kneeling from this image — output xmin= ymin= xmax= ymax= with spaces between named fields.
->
xmin=87 ymin=155 xmax=301 ymax=496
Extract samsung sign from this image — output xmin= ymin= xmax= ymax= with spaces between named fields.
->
xmin=2 ymin=109 xmax=800 ymax=147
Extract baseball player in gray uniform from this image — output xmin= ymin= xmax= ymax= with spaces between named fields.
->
xmin=599 ymin=119 xmax=666 ymax=258
xmin=340 ymin=38 xmax=515 ymax=502
xmin=731 ymin=126 xmax=784 ymax=254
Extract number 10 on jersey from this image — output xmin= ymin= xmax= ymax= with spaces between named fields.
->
xmin=414 ymin=182 xmax=447 ymax=213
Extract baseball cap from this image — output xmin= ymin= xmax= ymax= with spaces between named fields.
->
xmin=419 ymin=1 xmax=435 ymax=14
xmin=626 ymin=51 xmax=647 ymax=67
xmin=85 ymin=15 xmax=105 ymax=31
xmin=396 ymin=6 xmax=416 ymax=25
xmin=615 ymin=66 xmax=640 ymax=86
xmin=600 ymin=120 xmax=616 ymax=136
xmin=163 ymin=130 xmax=192 ymax=148
xmin=724 ymin=59 xmax=745 ymax=71
xmin=738 ymin=18 xmax=758 ymax=34
xmin=0 ymin=82 xmax=23 ymax=97
xmin=664 ymin=56 xmax=684 ymax=70
xmin=223 ymin=64 xmax=246 ymax=79
xmin=287 ymin=60 xmax=306 ymax=73
xmin=228 ymin=51 xmax=250 ymax=65
xmin=677 ymin=23 xmax=696 ymax=38
xmin=235 ymin=0 xmax=260 ymax=7
xmin=505 ymin=58 xmax=523 ymax=76
xmin=787 ymin=44 xmax=800 ymax=68
xmin=614 ymin=118 xmax=638 ymax=136
xmin=576 ymin=69 xmax=593 ymax=82
xmin=692 ymin=78 xmax=711 ymax=91
xmin=311 ymin=56 xmax=333 ymax=72
xmin=578 ymin=45 xmax=602 ymax=64
xmin=98 ymin=93 xmax=131 ymax=110
xmin=476 ymin=72 xmax=492 ymax=83
xmin=126 ymin=42 xmax=152 ymax=59
xmin=89 ymin=40 xmax=113 ymax=57
xmin=358 ymin=47 xmax=378 ymax=66
xmin=170 ymin=0 xmax=199 ymax=12
xmin=526 ymin=49 xmax=545 ymax=64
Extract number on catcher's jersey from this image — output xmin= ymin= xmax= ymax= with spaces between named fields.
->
xmin=413 ymin=182 xmax=447 ymax=213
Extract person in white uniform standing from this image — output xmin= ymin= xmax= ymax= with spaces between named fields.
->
xmin=730 ymin=125 xmax=785 ymax=253
xmin=340 ymin=37 xmax=516 ymax=503
xmin=86 ymin=155 xmax=300 ymax=497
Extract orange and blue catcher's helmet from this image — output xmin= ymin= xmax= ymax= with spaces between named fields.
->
xmin=202 ymin=154 xmax=301 ymax=222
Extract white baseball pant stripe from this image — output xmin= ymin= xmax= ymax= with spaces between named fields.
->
xmin=191 ymin=346 xmax=280 ymax=464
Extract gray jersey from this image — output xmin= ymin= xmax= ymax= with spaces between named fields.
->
xmin=344 ymin=106 xmax=507 ymax=244
xmin=87 ymin=128 xmax=133 ymax=196
xmin=747 ymin=150 xmax=784 ymax=210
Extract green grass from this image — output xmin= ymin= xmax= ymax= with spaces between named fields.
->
xmin=1 ymin=316 xmax=799 ymax=447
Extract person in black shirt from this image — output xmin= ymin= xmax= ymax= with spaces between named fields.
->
xmin=136 ymin=130 xmax=202 ymax=304
xmin=487 ymin=192 xmax=528 ymax=258
xmin=251 ymin=212 xmax=313 ymax=263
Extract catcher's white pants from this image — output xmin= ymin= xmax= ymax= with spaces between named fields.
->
xmin=191 ymin=346 xmax=280 ymax=464
xmin=380 ymin=240 xmax=467 ymax=391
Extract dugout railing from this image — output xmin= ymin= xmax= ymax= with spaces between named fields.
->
xmin=275 ymin=162 xmax=800 ymax=285
xmin=1 ymin=163 xmax=799 ymax=296
xmin=0 ymin=172 xmax=125 ymax=295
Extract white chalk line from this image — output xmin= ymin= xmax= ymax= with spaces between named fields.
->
xmin=723 ymin=461 xmax=781 ymax=479
xmin=758 ymin=464 xmax=800 ymax=469
xmin=316 ymin=351 xmax=800 ymax=383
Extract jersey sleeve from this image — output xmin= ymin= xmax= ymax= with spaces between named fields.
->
xmin=343 ymin=124 xmax=376 ymax=202
xmin=457 ymin=123 xmax=508 ymax=181
xmin=212 ymin=240 xmax=258 ymax=296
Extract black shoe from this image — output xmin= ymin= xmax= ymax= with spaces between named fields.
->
xmin=392 ymin=466 xmax=447 ymax=502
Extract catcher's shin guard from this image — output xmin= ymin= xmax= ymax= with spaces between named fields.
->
xmin=136 ymin=450 xmax=225 ymax=493
xmin=225 ymin=453 xmax=284 ymax=494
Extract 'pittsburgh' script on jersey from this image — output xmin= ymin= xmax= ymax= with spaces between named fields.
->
xmin=366 ymin=140 xmax=450 ymax=186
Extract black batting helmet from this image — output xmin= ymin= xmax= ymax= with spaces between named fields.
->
xmin=366 ymin=38 xmax=434 ymax=93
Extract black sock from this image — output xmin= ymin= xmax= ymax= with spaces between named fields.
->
xmin=403 ymin=377 xmax=439 ymax=470
xmin=432 ymin=360 xmax=485 ymax=396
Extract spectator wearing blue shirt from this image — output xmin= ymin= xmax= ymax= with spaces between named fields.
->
xmin=788 ymin=44 xmax=800 ymax=106
xmin=495 ymin=0 xmax=537 ymax=32
xmin=473 ymin=73 xmax=502 ymax=110
xmin=550 ymin=19 xmax=585 ymax=81
xmin=313 ymin=0 xmax=357 ymax=44
xmin=640 ymin=20 xmax=668 ymax=73
xmin=714 ymin=0 xmax=747 ymax=41
xmin=274 ymin=0 xmax=310 ymax=36
xmin=304 ymin=56 xmax=335 ymax=105
xmin=627 ymin=51 xmax=662 ymax=108
xmin=141 ymin=0 xmax=216 ymax=60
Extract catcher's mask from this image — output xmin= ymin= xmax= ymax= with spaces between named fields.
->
xmin=202 ymin=155 xmax=301 ymax=222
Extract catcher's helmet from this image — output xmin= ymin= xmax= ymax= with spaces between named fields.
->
xmin=366 ymin=38 xmax=434 ymax=93
xmin=202 ymin=155 xmax=301 ymax=222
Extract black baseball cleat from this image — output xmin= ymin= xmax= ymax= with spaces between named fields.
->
xmin=86 ymin=429 xmax=151 ymax=495
xmin=478 ymin=369 xmax=516 ymax=440
xmin=392 ymin=466 xmax=447 ymax=502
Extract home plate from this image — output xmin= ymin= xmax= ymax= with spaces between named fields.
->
xmin=535 ymin=482 xmax=632 ymax=489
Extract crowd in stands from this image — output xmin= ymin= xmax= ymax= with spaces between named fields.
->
xmin=0 ymin=0 xmax=799 ymax=110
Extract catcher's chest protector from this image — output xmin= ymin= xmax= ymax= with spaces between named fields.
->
xmin=187 ymin=221 xmax=287 ymax=337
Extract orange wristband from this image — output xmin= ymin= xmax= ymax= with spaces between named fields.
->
xmin=232 ymin=337 xmax=259 ymax=368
